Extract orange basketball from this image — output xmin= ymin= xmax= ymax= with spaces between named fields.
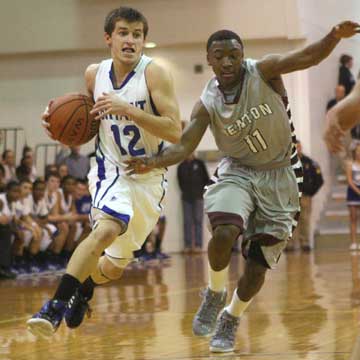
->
xmin=47 ymin=93 xmax=99 ymax=146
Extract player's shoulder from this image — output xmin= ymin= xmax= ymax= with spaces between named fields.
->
xmin=85 ymin=63 xmax=100 ymax=78
xmin=145 ymin=60 xmax=173 ymax=87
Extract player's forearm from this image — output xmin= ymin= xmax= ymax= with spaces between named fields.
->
xmin=151 ymin=143 xmax=190 ymax=168
xmin=296 ymin=30 xmax=340 ymax=70
xmin=126 ymin=106 xmax=181 ymax=144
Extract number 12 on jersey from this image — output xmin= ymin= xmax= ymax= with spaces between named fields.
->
xmin=244 ymin=129 xmax=268 ymax=153
xmin=111 ymin=125 xmax=145 ymax=156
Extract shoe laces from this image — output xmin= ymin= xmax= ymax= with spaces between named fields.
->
xmin=197 ymin=289 xmax=223 ymax=323
xmin=213 ymin=312 xmax=239 ymax=341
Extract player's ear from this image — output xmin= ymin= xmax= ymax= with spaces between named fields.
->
xmin=104 ymin=32 xmax=112 ymax=48
xmin=207 ymin=53 xmax=211 ymax=66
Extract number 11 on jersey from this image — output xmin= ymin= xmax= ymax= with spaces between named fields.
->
xmin=244 ymin=129 xmax=268 ymax=153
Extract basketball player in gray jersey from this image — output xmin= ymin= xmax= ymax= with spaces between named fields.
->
xmin=127 ymin=21 xmax=360 ymax=352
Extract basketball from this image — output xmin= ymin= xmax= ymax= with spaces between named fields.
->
xmin=47 ymin=93 xmax=99 ymax=146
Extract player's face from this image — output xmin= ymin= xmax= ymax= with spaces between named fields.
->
xmin=75 ymin=183 xmax=86 ymax=199
xmin=4 ymin=151 xmax=14 ymax=166
xmin=105 ymin=20 xmax=145 ymax=66
xmin=47 ymin=176 xmax=60 ymax=192
xmin=33 ymin=184 xmax=46 ymax=202
xmin=8 ymin=186 xmax=21 ymax=202
xmin=207 ymin=39 xmax=244 ymax=90
xmin=20 ymin=182 xmax=32 ymax=197
xmin=63 ymin=179 xmax=76 ymax=195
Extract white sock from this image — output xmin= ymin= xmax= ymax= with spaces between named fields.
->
xmin=208 ymin=263 xmax=228 ymax=292
xmin=225 ymin=289 xmax=252 ymax=318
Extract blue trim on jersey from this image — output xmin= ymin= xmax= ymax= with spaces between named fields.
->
xmin=101 ymin=205 xmax=130 ymax=224
xmin=158 ymin=141 xmax=164 ymax=154
xmin=93 ymin=147 xmax=106 ymax=206
xmin=149 ymin=94 xmax=160 ymax=116
xmin=109 ymin=62 xmax=136 ymax=90
xmin=96 ymin=167 xmax=120 ymax=208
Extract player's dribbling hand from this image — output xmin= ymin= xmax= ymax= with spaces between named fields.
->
xmin=332 ymin=21 xmax=360 ymax=39
xmin=124 ymin=157 xmax=155 ymax=175
xmin=41 ymin=100 xmax=55 ymax=139
xmin=91 ymin=92 xmax=130 ymax=120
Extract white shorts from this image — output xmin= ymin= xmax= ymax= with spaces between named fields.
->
xmin=88 ymin=157 xmax=167 ymax=267
xmin=40 ymin=224 xmax=57 ymax=251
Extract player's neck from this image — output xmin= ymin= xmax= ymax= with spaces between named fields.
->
xmin=218 ymin=67 xmax=245 ymax=105
xmin=112 ymin=57 xmax=141 ymax=87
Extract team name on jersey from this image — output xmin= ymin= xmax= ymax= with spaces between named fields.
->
xmin=103 ymin=100 xmax=147 ymax=121
xmin=225 ymin=103 xmax=273 ymax=136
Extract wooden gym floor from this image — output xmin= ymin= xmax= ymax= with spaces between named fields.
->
xmin=0 ymin=250 xmax=359 ymax=360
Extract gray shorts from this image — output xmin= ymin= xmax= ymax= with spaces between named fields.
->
xmin=204 ymin=161 xmax=300 ymax=268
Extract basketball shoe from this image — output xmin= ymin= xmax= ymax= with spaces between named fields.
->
xmin=27 ymin=299 xmax=66 ymax=337
xmin=64 ymin=289 xmax=92 ymax=328
xmin=192 ymin=287 xmax=227 ymax=336
xmin=209 ymin=310 xmax=240 ymax=352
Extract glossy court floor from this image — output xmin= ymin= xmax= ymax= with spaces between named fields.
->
xmin=0 ymin=250 xmax=359 ymax=360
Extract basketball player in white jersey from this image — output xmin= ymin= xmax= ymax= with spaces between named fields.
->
xmin=126 ymin=22 xmax=359 ymax=352
xmin=27 ymin=6 xmax=181 ymax=337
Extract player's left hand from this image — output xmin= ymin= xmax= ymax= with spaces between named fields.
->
xmin=332 ymin=21 xmax=360 ymax=39
xmin=124 ymin=157 xmax=156 ymax=175
xmin=91 ymin=92 xmax=130 ymax=120
xmin=324 ymin=116 xmax=345 ymax=154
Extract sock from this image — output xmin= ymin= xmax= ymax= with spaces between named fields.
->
xmin=225 ymin=289 xmax=252 ymax=318
xmin=53 ymin=273 xmax=82 ymax=302
xmin=208 ymin=263 xmax=229 ymax=292
xmin=79 ymin=277 xmax=97 ymax=300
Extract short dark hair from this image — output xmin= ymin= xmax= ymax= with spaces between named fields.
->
xmin=104 ymin=7 xmax=149 ymax=38
xmin=45 ymin=171 xmax=60 ymax=182
xmin=207 ymin=30 xmax=243 ymax=52
xmin=33 ymin=179 xmax=46 ymax=189
xmin=2 ymin=149 xmax=12 ymax=160
xmin=0 ymin=163 xmax=5 ymax=177
xmin=61 ymin=175 xmax=75 ymax=187
xmin=340 ymin=54 xmax=353 ymax=66
xmin=6 ymin=180 xmax=19 ymax=192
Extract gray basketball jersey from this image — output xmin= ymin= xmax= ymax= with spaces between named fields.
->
xmin=200 ymin=59 xmax=292 ymax=170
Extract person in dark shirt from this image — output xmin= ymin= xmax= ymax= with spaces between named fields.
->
xmin=338 ymin=54 xmax=355 ymax=95
xmin=177 ymin=153 xmax=209 ymax=253
xmin=286 ymin=141 xmax=324 ymax=252
xmin=327 ymin=85 xmax=345 ymax=111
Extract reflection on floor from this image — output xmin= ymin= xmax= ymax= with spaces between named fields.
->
xmin=0 ymin=250 xmax=359 ymax=360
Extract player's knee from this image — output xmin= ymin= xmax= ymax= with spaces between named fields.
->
xmin=91 ymin=223 xmax=121 ymax=249
xmin=58 ymin=222 xmax=69 ymax=235
xmin=212 ymin=224 xmax=240 ymax=251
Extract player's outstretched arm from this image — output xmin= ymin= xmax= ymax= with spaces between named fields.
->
xmin=324 ymin=81 xmax=360 ymax=153
xmin=125 ymin=100 xmax=210 ymax=174
xmin=258 ymin=21 xmax=360 ymax=80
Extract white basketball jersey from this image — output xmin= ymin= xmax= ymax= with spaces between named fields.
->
xmin=58 ymin=189 xmax=72 ymax=213
xmin=0 ymin=193 xmax=15 ymax=218
xmin=93 ymin=55 xmax=165 ymax=171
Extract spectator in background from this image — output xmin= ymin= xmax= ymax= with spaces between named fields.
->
xmin=74 ymin=179 xmax=92 ymax=246
xmin=0 ymin=164 xmax=6 ymax=193
xmin=55 ymin=145 xmax=70 ymax=166
xmin=346 ymin=144 xmax=360 ymax=251
xmin=2 ymin=149 xmax=17 ymax=183
xmin=286 ymin=140 xmax=324 ymax=252
xmin=62 ymin=146 xmax=90 ymax=180
xmin=177 ymin=152 xmax=209 ymax=253
xmin=0 ymin=182 xmax=16 ymax=279
xmin=16 ymin=149 xmax=37 ymax=182
xmin=45 ymin=164 xmax=58 ymax=179
xmin=58 ymin=163 xmax=69 ymax=180
xmin=339 ymin=54 xmax=355 ymax=95
xmin=327 ymin=85 xmax=346 ymax=111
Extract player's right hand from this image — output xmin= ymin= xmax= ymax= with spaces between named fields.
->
xmin=41 ymin=100 xmax=55 ymax=139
